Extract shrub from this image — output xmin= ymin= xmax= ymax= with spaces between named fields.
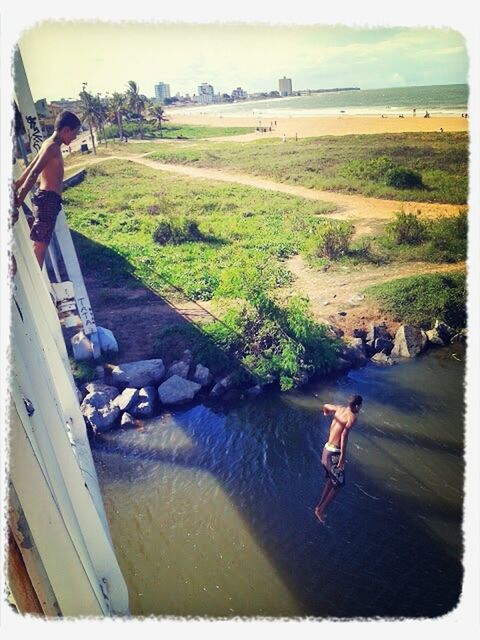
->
xmin=386 ymin=211 xmax=429 ymax=245
xmin=385 ymin=167 xmax=424 ymax=189
xmin=426 ymin=210 xmax=468 ymax=262
xmin=307 ymin=221 xmax=355 ymax=259
xmin=152 ymin=216 xmax=202 ymax=244
xmin=341 ymin=156 xmax=424 ymax=190
xmin=366 ymin=271 xmax=466 ymax=328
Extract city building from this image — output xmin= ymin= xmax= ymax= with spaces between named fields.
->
xmin=154 ymin=82 xmax=171 ymax=102
xmin=231 ymin=87 xmax=248 ymax=101
xmin=197 ymin=83 xmax=215 ymax=104
xmin=278 ymin=76 xmax=293 ymax=97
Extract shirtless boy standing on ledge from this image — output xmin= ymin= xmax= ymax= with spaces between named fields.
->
xmin=14 ymin=110 xmax=81 ymax=267
xmin=315 ymin=394 xmax=363 ymax=524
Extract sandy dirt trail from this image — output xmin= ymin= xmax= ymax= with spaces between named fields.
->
xmin=65 ymin=153 xmax=464 ymax=237
xmin=64 ymin=153 xmax=466 ymax=343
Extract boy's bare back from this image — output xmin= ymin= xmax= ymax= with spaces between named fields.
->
xmin=37 ymin=136 xmax=64 ymax=195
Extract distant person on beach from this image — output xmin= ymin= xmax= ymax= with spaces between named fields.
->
xmin=424 ymin=110 xmax=430 ymax=118
xmin=13 ymin=110 xmax=81 ymax=267
xmin=315 ymin=394 xmax=363 ymax=524
xmin=413 ymin=108 xmax=416 ymax=116
xmin=282 ymin=133 xmax=287 ymax=142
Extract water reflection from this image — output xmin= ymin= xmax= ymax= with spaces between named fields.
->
xmin=92 ymin=345 xmax=464 ymax=618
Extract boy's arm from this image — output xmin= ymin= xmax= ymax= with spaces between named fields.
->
xmin=15 ymin=144 xmax=55 ymax=206
xmin=322 ymin=403 xmax=338 ymax=416
xmin=14 ymin=154 xmax=39 ymax=191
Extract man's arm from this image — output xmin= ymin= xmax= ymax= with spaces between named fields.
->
xmin=322 ymin=403 xmax=338 ymax=416
xmin=15 ymin=144 xmax=55 ymax=207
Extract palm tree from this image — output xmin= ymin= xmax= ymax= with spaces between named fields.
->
xmin=93 ymin=93 xmax=108 ymax=147
xmin=109 ymin=91 xmax=126 ymax=141
xmin=126 ymin=80 xmax=149 ymax=138
xmin=79 ymin=84 xmax=100 ymax=154
xmin=148 ymin=104 xmax=170 ymax=137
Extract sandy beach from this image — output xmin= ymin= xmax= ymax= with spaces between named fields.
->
xmin=167 ymin=111 xmax=468 ymax=139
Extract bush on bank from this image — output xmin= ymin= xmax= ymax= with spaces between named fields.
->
xmin=365 ymin=271 xmax=466 ymax=329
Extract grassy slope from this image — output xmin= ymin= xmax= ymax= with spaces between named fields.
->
xmin=145 ymin=131 xmax=468 ymax=203
xmin=63 ymin=160 xmax=336 ymax=301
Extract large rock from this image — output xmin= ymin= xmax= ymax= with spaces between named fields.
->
xmin=451 ymin=329 xmax=467 ymax=343
xmin=113 ymin=387 xmax=139 ymax=412
xmin=391 ymin=325 xmax=427 ymax=358
xmin=339 ymin=340 xmax=367 ymax=366
xmin=130 ymin=386 xmax=157 ymax=418
xmin=192 ymin=364 xmax=213 ymax=387
xmin=97 ymin=326 xmax=119 ymax=353
xmin=434 ymin=320 xmax=456 ymax=344
xmin=373 ymin=337 xmax=394 ymax=355
xmin=110 ymin=359 xmax=165 ymax=389
xmin=366 ymin=323 xmax=392 ymax=344
xmin=426 ymin=329 xmax=445 ymax=347
xmin=209 ymin=373 xmax=237 ymax=398
xmin=370 ymin=352 xmax=396 ymax=366
xmin=166 ymin=360 xmax=190 ymax=380
xmin=157 ymin=375 xmax=202 ymax=405
xmin=80 ymin=391 xmax=121 ymax=433
xmin=81 ymin=382 xmax=119 ymax=400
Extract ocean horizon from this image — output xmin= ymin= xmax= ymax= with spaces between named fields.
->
xmin=169 ymin=83 xmax=468 ymax=118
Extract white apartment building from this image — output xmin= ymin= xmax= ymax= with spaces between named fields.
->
xmin=154 ymin=82 xmax=171 ymax=102
xmin=231 ymin=87 xmax=248 ymax=100
xmin=279 ymin=76 xmax=293 ymax=97
xmin=197 ymin=83 xmax=215 ymax=104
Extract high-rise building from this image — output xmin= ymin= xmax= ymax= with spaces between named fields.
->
xmin=279 ymin=76 xmax=293 ymax=97
xmin=154 ymin=82 xmax=171 ymax=102
xmin=197 ymin=83 xmax=215 ymax=104
xmin=231 ymin=87 xmax=248 ymax=100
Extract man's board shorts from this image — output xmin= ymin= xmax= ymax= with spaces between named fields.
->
xmin=30 ymin=189 xmax=62 ymax=244
xmin=321 ymin=443 xmax=345 ymax=488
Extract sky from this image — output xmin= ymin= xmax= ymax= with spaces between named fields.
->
xmin=17 ymin=21 xmax=468 ymax=103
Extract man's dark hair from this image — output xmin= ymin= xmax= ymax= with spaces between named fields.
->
xmin=348 ymin=394 xmax=363 ymax=412
xmin=55 ymin=110 xmax=81 ymax=131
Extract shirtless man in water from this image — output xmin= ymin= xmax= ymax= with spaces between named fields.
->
xmin=315 ymin=394 xmax=363 ymax=523
xmin=14 ymin=110 xmax=81 ymax=267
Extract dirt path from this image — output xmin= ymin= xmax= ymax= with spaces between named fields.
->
xmin=65 ymin=154 xmax=464 ymax=237
xmin=281 ymin=255 xmax=466 ymax=335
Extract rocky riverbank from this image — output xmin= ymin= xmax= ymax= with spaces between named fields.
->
xmin=78 ymin=318 xmax=466 ymax=434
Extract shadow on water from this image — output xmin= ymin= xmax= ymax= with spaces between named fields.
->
xmin=71 ymin=229 xmax=464 ymax=619
xmin=93 ymin=351 xmax=464 ymax=618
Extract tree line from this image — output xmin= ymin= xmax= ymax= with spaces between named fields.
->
xmin=79 ymin=80 xmax=169 ymax=153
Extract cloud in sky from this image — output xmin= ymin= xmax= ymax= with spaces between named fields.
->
xmin=18 ymin=21 xmax=468 ymax=101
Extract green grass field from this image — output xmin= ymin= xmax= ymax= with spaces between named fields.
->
xmin=63 ymin=160 xmax=337 ymax=301
xmin=144 ymin=131 xmax=468 ymax=203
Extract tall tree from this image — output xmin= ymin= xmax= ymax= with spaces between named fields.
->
xmin=126 ymin=80 xmax=149 ymax=138
xmin=79 ymin=84 xmax=100 ymax=154
xmin=109 ymin=91 xmax=126 ymax=141
xmin=148 ymin=104 xmax=169 ymax=137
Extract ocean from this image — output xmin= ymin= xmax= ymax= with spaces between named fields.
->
xmin=172 ymin=83 xmax=468 ymax=118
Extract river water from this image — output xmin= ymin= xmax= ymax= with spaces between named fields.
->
xmin=92 ymin=345 xmax=465 ymax=619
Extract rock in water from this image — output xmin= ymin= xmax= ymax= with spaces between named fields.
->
xmin=392 ymin=325 xmax=427 ymax=358
xmin=80 ymin=391 xmax=121 ymax=433
xmin=166 ymin=360 xmax=190 ymax=379
xmin=110 ymin=359 xmax=165 ymax=388
xmin=193 ymin=364 xmax=213 ymax=387
xmin=130 ymin=386 xmax=157 ymax=418
xmin=113 ymin=387 xmax=139 ymax=412
xmin=157 ymin=375 xmax=202 ymax=405
xmin=370 ymin=352 xmax=396 ymax=366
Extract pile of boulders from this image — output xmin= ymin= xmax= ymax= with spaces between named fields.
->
xmin=334 ymin=319 xmax=466 ymax=369
xmin=78 ymin=350 xmax=261 ymax=433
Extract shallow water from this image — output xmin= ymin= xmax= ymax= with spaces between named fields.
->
xmin=92 ymin=345 xmax=465 ymax=618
